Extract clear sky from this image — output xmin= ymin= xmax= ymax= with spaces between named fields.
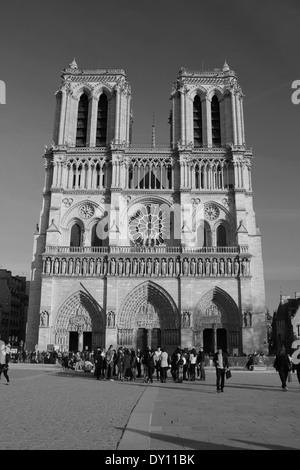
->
xmin=0 ymin=0 xmax=299 ymax=313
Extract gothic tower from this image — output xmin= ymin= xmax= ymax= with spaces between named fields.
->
xmin=26 ymin=60 xmax=267 ymax=355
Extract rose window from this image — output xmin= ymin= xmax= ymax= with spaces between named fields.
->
xmin=204 ymin=203 xmax=219 ymax=221
xmin=128 ymin=204 xmax=169 ymax=246
xmin=78 ymin=203 xmax=94 ymax=219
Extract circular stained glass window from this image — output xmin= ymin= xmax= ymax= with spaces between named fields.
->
xmin=128 ymin=204 xmax=169 ymax=246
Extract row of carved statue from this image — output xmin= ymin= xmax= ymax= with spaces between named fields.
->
xmin=43 ymin=256 xmax=251 ymax=277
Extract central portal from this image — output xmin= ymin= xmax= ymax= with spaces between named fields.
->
xmin=117 ymin=280 xmax=180 ymax=352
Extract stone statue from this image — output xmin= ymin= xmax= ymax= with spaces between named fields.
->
xmin=125 ymin=258 xmax=131 ymax=275
xmin=132 ymin=258 xmax=138 ymax=275
xmin=54 ymin=258 xmax=59 ymax=274
xmin=140 ymin=258 xmax=145 ymax=275
xmin=219 ymin=259 xmax=225 ymax=276
xmin=110 ymin=258 xmax=116 ymax=275
xmin=89 ymin=258 xmax=94 ymax=275
xmin=118 ymin=258 xmax=123 ymax=275
xmin=161 ymin=258 xmax=167 ymax=275
xmin=147 ymin=258 xmax=152 ymax=275
xmin=168 ymin=258 xmax=174 ymax=276
xmin=212 ymin=259 xmax=218 ymax=276
xmin=205 ymin=259 xmax=210 ymax=276
xmin=68 ymin=258 xmax=74 ymax=274
xmin=46 ymin=258 xmax=51 ymax=274
xmin=175 ymin=259 xmax=181 ymax=276
xmin=190 ymin=258 xmax=196 ymax=275
xmin=75 ymin=258 xmax=80 ymax=274
xmin=61 ymin=258 xmax=67 ymax=274
xmin=227 ymin=258 xmax=232 ymax=276
xmin=197 ymin=259 xmax=203 ymax=276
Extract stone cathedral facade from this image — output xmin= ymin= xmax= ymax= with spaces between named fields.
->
xmin=26 ymin=59 xmax=267 ymax=355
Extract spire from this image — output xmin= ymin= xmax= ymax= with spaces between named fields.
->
xmin=222 ymin=60 xmax=230 ymax=72
xmin=69 ymin=58 xmax=78 ymax=70
xmin=151 ymin=113 xmax=156 ymax=148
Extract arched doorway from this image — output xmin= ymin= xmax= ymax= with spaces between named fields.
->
xmin=54 ymin=289 xmax=105 ymax=352
xmin=117 ymin=281 xmax=180 ymax=352
xmin=193 ymin=287 xmax=241 ymax=354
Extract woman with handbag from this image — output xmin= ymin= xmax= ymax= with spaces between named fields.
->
xmin=273 ymin=346 xmax=291 ymax=391
xmin=213 ymin=348 xmax=229 ymax=393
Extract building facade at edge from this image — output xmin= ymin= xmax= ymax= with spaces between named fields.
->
xmin=0 ymin=269 xmax=28 ymax=347
xmin=26 ymin=59 xmax=267 ymax=355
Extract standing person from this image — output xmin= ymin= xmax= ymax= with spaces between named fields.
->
xmin=130 ymin=349 xmax=137 ymax=381
xmin=197 ymin=347 xmax=206 ymax=381
xmin=189 ymin=348 xmax=197 ymax=381
xmin=123 ymin=349 xmax=132 ymax=381
xmin=136 ymin=348 xmax=142 ymax=378
xmin=182 ymin=349 xmax=189 ymax=380
xmin=0 ymin=338 xmax=10 ymax=384
xmin=116 ymin=347 xmax=124 ymax=381
xmin=160 ymin=348 xmax=169 ymax=383
xmin=291 ymin=345 xmax=300 ymax=387
xmin=273 ymin=346 xmax=292 ymax=391
xmin=154 ymin=347 xmax=162 ymax=382
xmin=145 ymin=349 xmax=155 ymax=383
xmin=105 ymin=345 xmax=115 ymax=381
xmin=94 ymin=348 xmax=104 ymax=380
xmin=213 ymin=347 xmax=229 ymax=393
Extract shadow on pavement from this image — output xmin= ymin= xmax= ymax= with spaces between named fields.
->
xmin=116 ymin=427 xmax=294 ymax=450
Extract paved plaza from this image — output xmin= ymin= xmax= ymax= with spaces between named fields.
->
xmin=1 ymin=363 xmax=299 ymax=452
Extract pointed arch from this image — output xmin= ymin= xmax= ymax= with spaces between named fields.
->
xmin=70 ymin=220 xmax=83 ymax=247
xmin=54 ymin=287 xmax=105 ymax=350
xmin=118 ymin=280 xmax=180 ymax=329
xmin=194 ymin=286 xmax=240 ymax=328
xmin=211 ymin=95 xmax=221 ymax=147
xmin=96 ymin=93 xmax=108 ymax=147
xmin=193 ymin=95 xmax=203 ymax=147
xmin=76 ymin=93 xmax=89 ymax=147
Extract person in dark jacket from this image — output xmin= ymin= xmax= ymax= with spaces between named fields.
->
xmin=95 ymin=348 xmax=104 ymax=380
xmin=273 ymin=346 xmax=291 ymax=391
xmin=213 ymin=348 xmax=229 ymax=393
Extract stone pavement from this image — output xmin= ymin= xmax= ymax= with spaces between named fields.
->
xmin=1 ymin=363 xmax=300 ymax=452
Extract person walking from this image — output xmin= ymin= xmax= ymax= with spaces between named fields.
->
xmin=274 ymin=346 xmax=292 ymax=391
xmin=0 ymin=338 xmax=10 ymax=384
xmin=213 ymin=347 xmax=229 ymax=393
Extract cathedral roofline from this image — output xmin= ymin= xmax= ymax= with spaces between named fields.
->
xmin=178 ymin=65 xmax=237 ymax=80
xmin=62 ymin=67 xmax=127 ymax=78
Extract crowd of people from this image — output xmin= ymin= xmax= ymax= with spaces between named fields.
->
xmin=2 ymin=334 xmax=300 ymax=392
xmin=60 ymin=346 xmax=208 ymax=384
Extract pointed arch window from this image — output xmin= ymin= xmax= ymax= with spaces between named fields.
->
xmin=76 ymin=94 xmax=89 ymax=147
xmin=70 ymin=223 xmax=82 ymax=247
xmin=96 ymin=94 xmax=108 ymax=147
xmin=193 ymin=95 xmax=202 ymax=147
xmin=91 ymin=224 xmax=103 ymax=247
xmin=216 ymin=225 xmax=227 ymax=247
xmin=211 ymin=95 xmax=221 ymax=147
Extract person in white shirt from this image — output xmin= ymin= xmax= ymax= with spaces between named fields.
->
xmin=160 ymin=348 xmax=169 ymax=383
